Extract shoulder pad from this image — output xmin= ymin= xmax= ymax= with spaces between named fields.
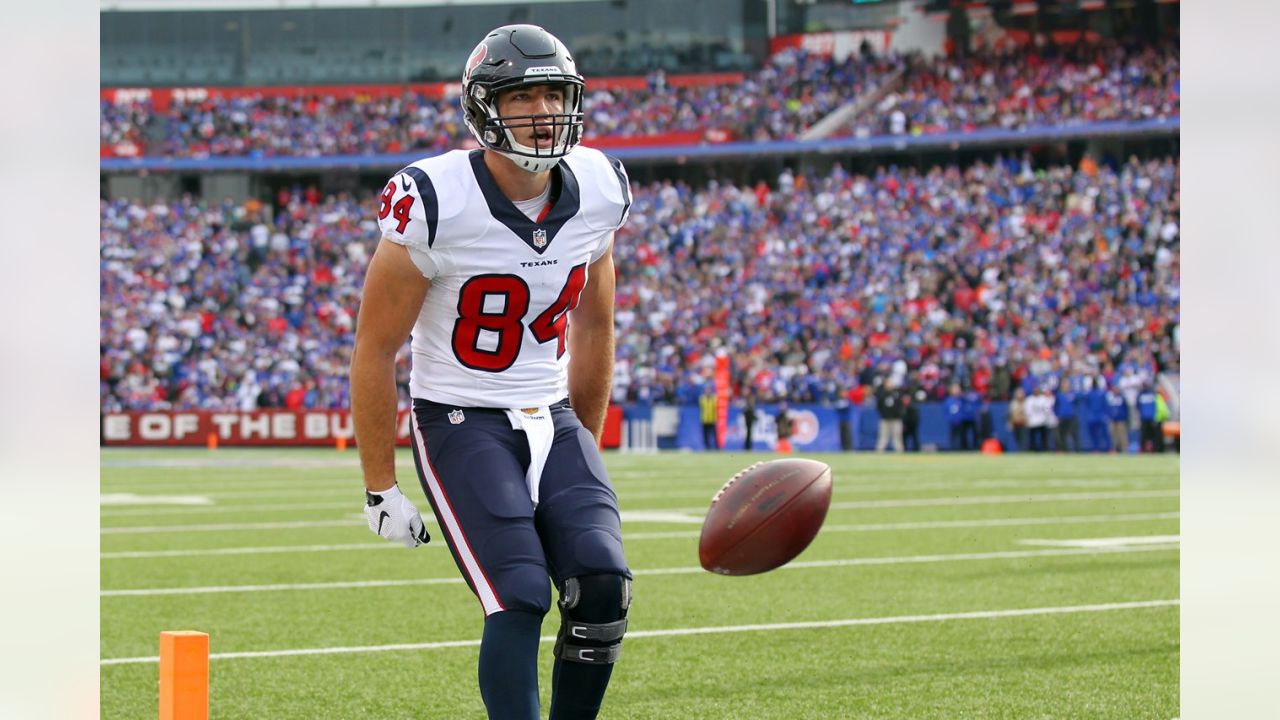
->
xmin=378 ymin=151 xmax=469 ymax=248
xmin=566 ymin=146 xmax=632 ymax=232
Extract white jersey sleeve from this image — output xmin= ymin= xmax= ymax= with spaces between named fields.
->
xmin=376 ymin=165 xmax=443 ymax=278
xmin=567 ymin=147 xmax=632 ymax=262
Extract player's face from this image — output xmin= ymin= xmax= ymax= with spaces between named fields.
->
xmin=496 ymin=84 xmax=566 ymax=151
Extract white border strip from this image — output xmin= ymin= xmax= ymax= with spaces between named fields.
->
xmin=409 ymin=417 xmax=504 ymax=615
xmin=100 ymin=599 xmax=1179 ymax=665
xmin=101 ymin=544 xmax=1179 ymax=597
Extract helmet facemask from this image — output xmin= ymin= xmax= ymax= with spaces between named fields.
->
xmin=465 ymin=79 xmax=583 ymax=173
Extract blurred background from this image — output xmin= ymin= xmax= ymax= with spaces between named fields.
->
xmin=99 ymin=0 xmax=1180 ymax=455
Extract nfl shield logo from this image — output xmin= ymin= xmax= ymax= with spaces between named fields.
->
xmin=448 ymin=409 xmax=465 ymax=425
xmin=532 ymin=228 xmax=548 ymax=248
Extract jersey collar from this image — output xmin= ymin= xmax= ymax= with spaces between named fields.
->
xmin=469 ymin=149 xmax=581 ymax=255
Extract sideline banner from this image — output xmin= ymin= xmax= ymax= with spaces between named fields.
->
xmin=101 ymin=410 xmax=409 ymax=447
xmin=103 ymin=404 xmax=630 ymax=448
xmin=103 ymin=401 xmax=1113 ymax=452
xmin=676 ymin=404 xmax=841 ymax=451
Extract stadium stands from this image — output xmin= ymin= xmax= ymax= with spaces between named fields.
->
xmin=100 ymin=43 xmax=1178 ymax=158
xmin=846 ymin=41 xmax=1180 ymax=138
xmin=99 ymin=155 xmax=1179 ymax=414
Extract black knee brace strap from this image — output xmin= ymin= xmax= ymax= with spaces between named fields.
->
xmin=554 ymin=575 xmax=631 ymax=665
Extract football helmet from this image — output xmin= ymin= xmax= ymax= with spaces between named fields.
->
xmin=461 ymin=25 xmax=584 ymax=173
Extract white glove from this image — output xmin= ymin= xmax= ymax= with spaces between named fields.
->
xmin=364 ymin=485 xmax=430 ymax=548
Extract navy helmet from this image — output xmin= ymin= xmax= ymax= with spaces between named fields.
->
xmin=461 ymin=25 xmax=585 ymax=173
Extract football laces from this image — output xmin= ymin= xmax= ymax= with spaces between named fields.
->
xmin=710 ymin=461 xmax=764 ymax=506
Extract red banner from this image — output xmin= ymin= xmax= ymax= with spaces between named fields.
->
xmin=600 ymin=404 xmax=624 ymax=449
xmin=99 ymin=72 xmax=747 ymax=109
xmin=100 ymin=141 xmax=144 ymax=158
xmin=101 ymin=410 xmax=407 ymax=447
xmin=102 ymin=406 xmax=628 ymax=448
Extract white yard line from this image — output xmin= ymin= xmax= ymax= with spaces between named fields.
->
xmin=100 ymin=598 xmax=1179 ymax=665
xmin=100 ymin=457 xmax=367 ymax=469
xmin=99 ymin=489 xmax=1178 ymax=535
xmin=655 ymin=489 xmax=1179 ymax=515
xmin=100 ymin=544 xmax=1178 ymax=597
xmin=103 ymin=543 xmax=399 ymax=559
xmin=618 ymin=510 xmax=706 ymax=524
xmin=101 ymin=501 xmax=356 ymax=517
xmin=101 ymin=512 xmax=1180 ymax=559
xmin=624 ymin=512 xmax=1180 ymax=540
xmin=1018 ymin=535 xmax=1181 ymax=548
xmin=95 ymin=481 xmax=1177 ymax=510
xmin=102 ymin=518 xmax=363 ymax=534
xmin=100 ymin=494 xmax=212 ymax=506
xmin=111 ymin=487 xmax=364 ymax=500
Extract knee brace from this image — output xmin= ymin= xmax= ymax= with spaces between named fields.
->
xmin=553 ymin=574 xmax=632 ymax=665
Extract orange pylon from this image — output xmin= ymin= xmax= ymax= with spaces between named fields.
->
xmin=159 ymin=631 xmax=208 ymax=720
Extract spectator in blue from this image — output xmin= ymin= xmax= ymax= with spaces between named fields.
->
xmin=944 ymin=383 xmax=965 ymax=451
xmin=1137 ymin=384 xmax=1163 ymax=453
xmin=835 ymin=389 xmax=854 ymax=451
xmin=1054 ymin=378 xmax=1079 ymax=453
xmin=1085 ymin=377 xmax=1111 ymax=452
xmin=1107 ymin=387 xmax=1131 ymax=454
xmin=960 ymin=385 xmax=981 ymax=450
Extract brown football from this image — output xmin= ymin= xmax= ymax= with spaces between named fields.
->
xmin=698 ymin=458 xmax=833 ymax=576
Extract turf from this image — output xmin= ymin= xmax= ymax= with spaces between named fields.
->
xmin=101 ymin=450 xmax=1178 ymax=718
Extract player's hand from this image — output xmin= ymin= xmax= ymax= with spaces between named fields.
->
xmin=364 ymin=485 xmax=430 ymax=548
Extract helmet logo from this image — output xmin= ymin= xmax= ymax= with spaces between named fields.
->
xmin=524 ymin=65 xmax=562 ymax=76
xmin=465 ymin=44 xmax=488 ymax=81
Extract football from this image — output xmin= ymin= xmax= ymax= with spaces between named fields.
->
xmin=698 ymin=458 xmax=833 ymax=576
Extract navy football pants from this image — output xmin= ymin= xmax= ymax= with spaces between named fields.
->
xmin=407 ymin=398 xmax=631 ymax=616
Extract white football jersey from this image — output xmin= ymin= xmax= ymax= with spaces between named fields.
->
xmin=377 ymin=146 xmax=631 ymax=408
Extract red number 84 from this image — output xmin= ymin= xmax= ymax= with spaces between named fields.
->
xmin=378 ymin=181 xmax=415 ymax=234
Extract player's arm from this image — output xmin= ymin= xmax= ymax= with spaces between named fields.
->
xmin=567 ymin=239 xmax=616 ymax=443
xmin=350 ymin=239 xmax=431 ymax=492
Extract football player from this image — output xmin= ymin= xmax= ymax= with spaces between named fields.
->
xmin=350 ymin=24 xmax=632 ymax=720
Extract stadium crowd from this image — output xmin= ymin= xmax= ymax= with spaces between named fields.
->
xmin=849 ymin=41 xmax=1179 ymax=137
xmin=101 ymin=154 xmax=1179 ymax=433
xmin=100 ymin=49 xmax=893 ymax=158
xmin=101 ymin=41 xmax=1177 ymax=158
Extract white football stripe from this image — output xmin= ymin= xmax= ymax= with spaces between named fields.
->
xmin=100 ymin=598 xmax=1179 ymax=665
xmin=100 ymin=544 xmax=1179 ymax=597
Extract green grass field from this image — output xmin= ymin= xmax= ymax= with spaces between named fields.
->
xmin=101 ymin=449 xmax=1179 ymax=719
